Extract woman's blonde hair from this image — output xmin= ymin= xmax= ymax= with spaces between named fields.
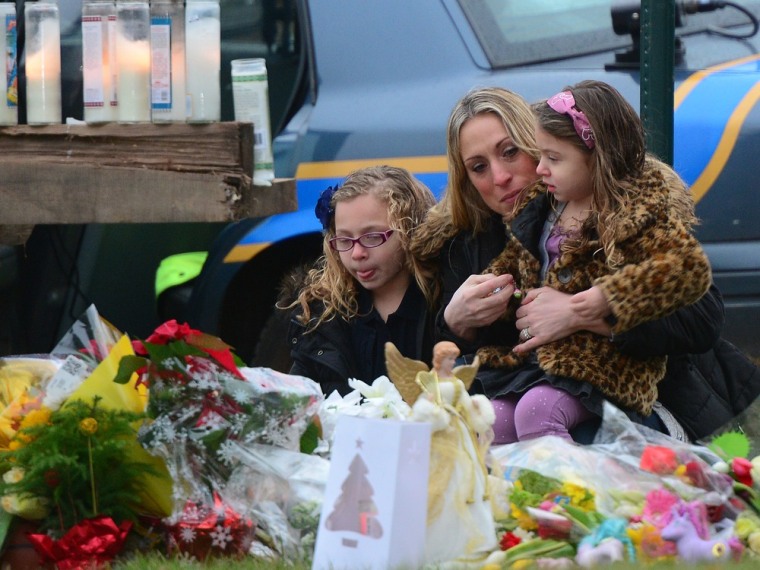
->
xmin=413 ymin=87 xmax=540 ymax=259
xmin=291 ymin=165 xmax=437 ymax=328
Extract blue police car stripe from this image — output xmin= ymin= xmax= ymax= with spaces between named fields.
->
xmin=231 ymin=170 xmax=448 ymax=253
xmin=674 ymin=54 xmax=760 ymax=200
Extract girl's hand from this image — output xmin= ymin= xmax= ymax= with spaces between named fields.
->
xmin=444 ymin=273 xmax=515 ymax=341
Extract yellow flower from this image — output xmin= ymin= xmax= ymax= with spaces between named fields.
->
xmin=748 ymin=531 xmax=760 ymax=554
xmin=79 ymin=417 xmax=98 ymax=435
xmin=1 ymin=493 xmax=50 ymax=519
xmin=2 ymin=467 xmax=24 ymax=484
xmin=561 ymin=482 xmax=595 ymax=510
xmin=20 ymin=407 xmax=52 ymax=429
xmin=735 ymin=516 xmax=758 ymax=540
xmin=510 ymin=504 xmax=537 ymax=531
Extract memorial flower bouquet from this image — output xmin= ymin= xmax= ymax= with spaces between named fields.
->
xmin=486 ymin=403 xmax=756 ymax=567
xmin=115 ymin=320 xmax=323 ymax=560
xmin=0 ymin=306 xmax=176 ymax=567
xmin=0 ymin=396 xmax=158 ymax=567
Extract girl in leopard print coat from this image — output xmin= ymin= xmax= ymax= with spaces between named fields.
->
xmin=477 ymin=81 xmax=712 ymax=440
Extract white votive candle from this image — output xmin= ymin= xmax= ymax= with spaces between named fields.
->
xmin=25 ymin=2 xmax=61 ymax=125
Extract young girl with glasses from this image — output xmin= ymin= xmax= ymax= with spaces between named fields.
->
xmin=280 ymin=165 xmax=438 ymax=397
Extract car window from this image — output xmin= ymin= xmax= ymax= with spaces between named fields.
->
xmin=459 ymin=0 xmax=760 ymax=68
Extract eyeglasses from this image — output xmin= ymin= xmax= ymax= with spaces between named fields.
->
xmin=329 ymin=230 xmax=395 ymax=252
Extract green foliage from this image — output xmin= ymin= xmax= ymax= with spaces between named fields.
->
xmin=299 ymin=420 xmax=320 ymax=455
xmin=0 ymin=397 xmax=160 ymax=536
xmin=510 ymin=468 xmax=565 ymax=509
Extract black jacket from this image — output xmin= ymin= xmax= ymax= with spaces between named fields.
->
xmin=287 ymin=285 xmax=435 ymax=397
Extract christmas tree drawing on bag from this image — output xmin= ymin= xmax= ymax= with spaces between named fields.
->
xmin=325 ymin=443 xmax=383 ymax=545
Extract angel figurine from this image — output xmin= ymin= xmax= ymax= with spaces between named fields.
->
xmin=384 ymin=341 xmax=496 ymax=565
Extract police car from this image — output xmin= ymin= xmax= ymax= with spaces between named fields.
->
xmin=11 ymin=0 xmax=760 ymax=370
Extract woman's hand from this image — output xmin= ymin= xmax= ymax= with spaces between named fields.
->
xmin=570 ymin=286 xmax=611 ymax=322
xmin=443 ymin=273 xmax=515 ymax=341
xmin=513 ymin=286 xmax=611 ymax=352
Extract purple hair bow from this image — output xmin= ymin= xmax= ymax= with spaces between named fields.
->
xmin=547 ymin=91 xmax=595 ymax=149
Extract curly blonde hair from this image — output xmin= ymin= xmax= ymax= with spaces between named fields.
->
xmin=290 ymin=165 xmax=438 ymax=329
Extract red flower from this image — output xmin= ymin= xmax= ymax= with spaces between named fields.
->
xmin=500 ymin=531 xmax=522 ymax=551
xmin=640 ymin=446 xmax=678 ymax=475
xmin=732 ymin=457 xmax=754 ymax=487
xmin=132 ymin=320 xmax=201 ymax=355
xmin=684 ymin=460 xmax=708 ymax=489
xmin=27 ymin=516 xmax=131 ymax=569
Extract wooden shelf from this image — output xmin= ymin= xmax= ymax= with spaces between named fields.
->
xmin=0 ymin=122 xmax=296 ymax=241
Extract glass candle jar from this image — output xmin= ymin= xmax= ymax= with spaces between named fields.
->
xmin=185 ymin=0 xmax=220 ymax=123
xmin=82 ymin=0 xmax=117 ymax=123
xmin=24 ymin=0 xmax=62 ymax=125
xmin=0 ymin=0 xmax=17 ymax=125
xmin=116 ymin=0 xmax=151 ymax=123
xmin=150 ymin=0 xmax=185 ymax=122
xmin=231 ymin=58 xmax=274 ymax=185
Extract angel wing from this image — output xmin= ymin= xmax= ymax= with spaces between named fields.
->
xmin=384 ymin=342 xmax=428 ymax=405
xmin=452 ymin=355 xmax=480 ymax=392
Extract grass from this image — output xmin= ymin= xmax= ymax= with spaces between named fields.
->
xmin=115 ymin=553 xmax=310 ymax=569
xmin=112 ymin=552 xmax=760 ymax=569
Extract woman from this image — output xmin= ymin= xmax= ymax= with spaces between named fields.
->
xmin=412 ymin=87 xmax=738 ymax=442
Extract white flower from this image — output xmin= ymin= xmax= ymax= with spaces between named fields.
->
xmin=2 ymin=467 xmax=24 ymax=484
xmin=346 ymin=376 xmax=412 ymax=419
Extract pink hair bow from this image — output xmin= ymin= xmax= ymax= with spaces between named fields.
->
xmin=546 ymin=91 xmax=595 ymax=149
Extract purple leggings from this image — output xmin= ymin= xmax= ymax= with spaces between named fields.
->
xmin=491 ymin=383 xmax=596 ymax=444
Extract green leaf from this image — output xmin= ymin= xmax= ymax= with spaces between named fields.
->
xmin=709 ymin=431 xmax=751 ymax=460
xmin=114 ymin=355 xmax=148 ymax=384
xmin=300 ymin=421 xmax=320 ymax=455
xmin=504 ymin=538 xmax=575 ymax=563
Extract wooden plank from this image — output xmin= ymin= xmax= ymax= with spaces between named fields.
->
xmin=0 ymin=122 xmax=255 ymax=174
xmin=0 ymin=162 xmax=296 ymax=224
xmin=0 ymin=122 xmax=297 ymax=226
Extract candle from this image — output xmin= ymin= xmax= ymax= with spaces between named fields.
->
xmin=185 ymin=0 xmax=220 ymax=123
xmin=0 ymin=2 xmax=17 ymax=125
xmin=116 ymin=36 xmax=150 ymax=122
xmin=150 ymin=0 xmax=186 ymax=122
xmin=116 ymin=1 xmax=151 ymax=123
xmin=231 ymin=58 xmax=274 ymax=184
xmin=25 ymin=2 xmax=61 ymax=125
xmin=82 ymin=1 xmax=117 ymax=124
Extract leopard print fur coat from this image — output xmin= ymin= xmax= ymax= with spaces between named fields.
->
xmin=477 ymin=162 xmax=712 ymax=415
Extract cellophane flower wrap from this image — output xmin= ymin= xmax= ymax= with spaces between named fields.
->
xmin=116 ymin=320 xmax=324 ymax=560
xmin=0 ymin=305 xmax=174 ymax=563
xmin=487 ymin=402 xmax=753 ymax=566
